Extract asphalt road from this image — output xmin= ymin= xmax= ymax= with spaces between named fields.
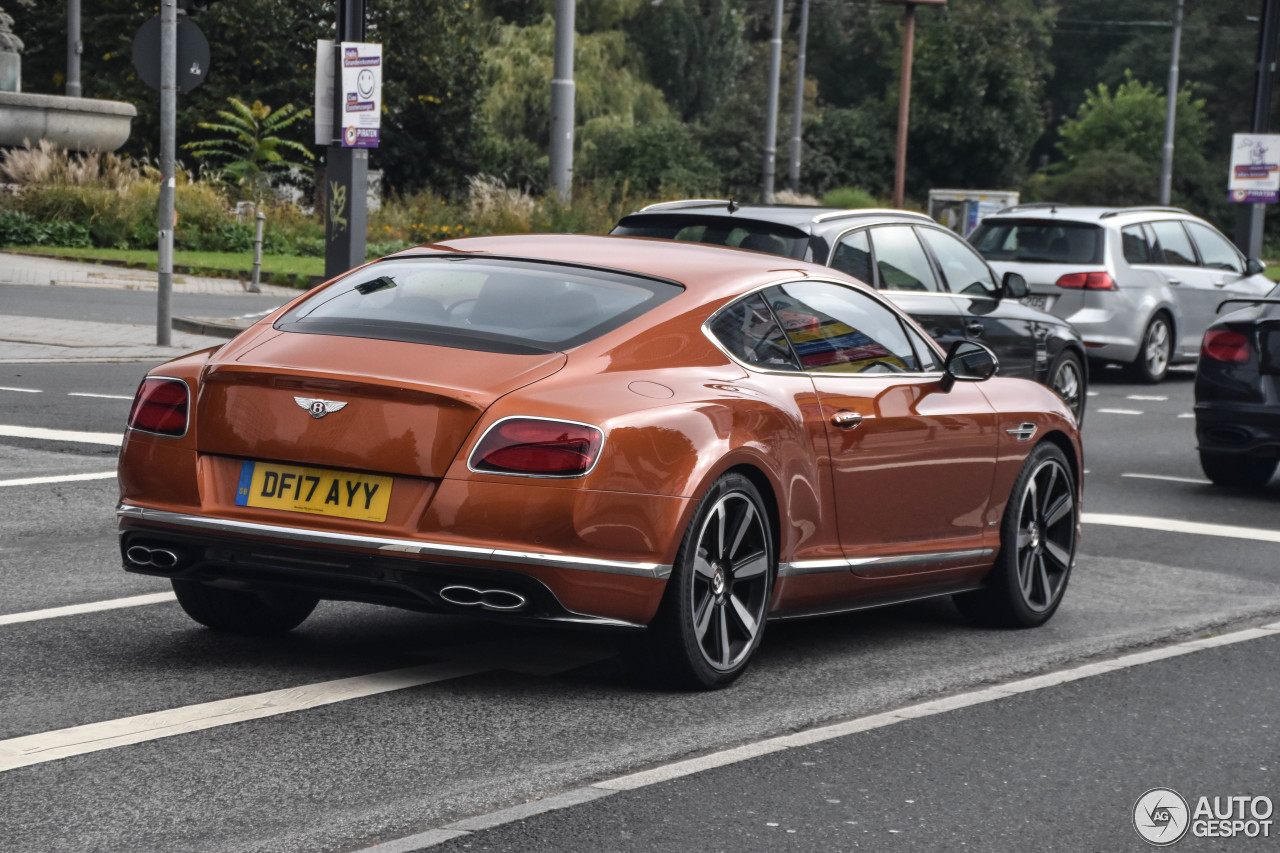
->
xmin=1 ymin=285 xmax=1279 ymax=853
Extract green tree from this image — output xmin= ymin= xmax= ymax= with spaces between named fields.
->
xmin=184 ymin=97 xmax=314 ymax=203
xmin=1046 ymin=73 xmax=1212 ymax=208
xmin=626 ymin=0 xmax=747 ymax=123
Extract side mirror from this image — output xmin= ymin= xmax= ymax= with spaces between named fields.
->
xmin=1000 ymin=271 xmax=1028 ymax=300
xmin=940 ymin=340 xmax=999 ymax=392
xmin=1246 ymin=257 xmax=1267 ymax=277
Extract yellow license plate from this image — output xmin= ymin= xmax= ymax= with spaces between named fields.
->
xmin=235 ymin=461 xmax=392 ymax=522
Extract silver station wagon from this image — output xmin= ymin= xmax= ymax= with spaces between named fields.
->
xmin=970 ymin=205 xmax=1273 ymax=383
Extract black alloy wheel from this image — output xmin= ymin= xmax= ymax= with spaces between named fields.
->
xmin=172 ymin=579 xmax=318 ymax=635
xmin=955 ymin=442 xmax=1077 ymax=627
xmin=644 ymin=473 xmax=774 ymax=689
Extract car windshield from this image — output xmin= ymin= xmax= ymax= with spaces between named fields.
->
xmin=969 ymin=219 xmax=1104 ymax=264
xmin=275 ymin=257 xmax=681 ymax=355
xmin=612 ymin=214 xmax=811 ymax=261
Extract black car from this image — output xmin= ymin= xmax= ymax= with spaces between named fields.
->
xmin=1194 ymin=284 xmax=1280 ymax=487
xmin=613 ymin=201 xmax=1089 ymax=421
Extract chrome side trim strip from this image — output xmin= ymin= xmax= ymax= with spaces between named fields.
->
xmin=116 ymin=505 xmax=670 ymax=579
xmin=779 ymin=548 xmax=994 ymax=578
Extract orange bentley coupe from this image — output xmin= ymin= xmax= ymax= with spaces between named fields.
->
xmin=118 ymin=234 xmax=1082 ymax=688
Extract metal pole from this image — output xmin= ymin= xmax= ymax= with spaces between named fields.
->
xmin=549 ymin=0 xmax=576 ymax=204
xmin=156 ymin=0 xmax=176 ymax=346
xmin=250 ymin=211 xmax=264 ymax=293
xmin=788 ymin=0 xmax=811 ymax=195
xmin=324 ymin=0 xmax=368 ymax=280
xmin=892 ymin=3 xmax=917 ymax=209
xmin=66 ymin=0 xmax=82 ymax=98
xmin=761 ymin=0 xmax=783 ymax=203
xmin=1237 ymin=0 xmax=1280 ymax=259
xmin=1158 ymin=0 xmax=1183 ymax=205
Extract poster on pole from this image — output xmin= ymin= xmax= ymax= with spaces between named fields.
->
xmin=313 ymin=39 xmax=335 ymax=145
xmin=340 ymin=41 xmax=382 ymax=148
xmin=1228 ymin=133 xmax=1280 ymax=203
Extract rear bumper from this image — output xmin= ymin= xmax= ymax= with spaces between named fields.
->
xmin=118 ymin=504 xmax=666 ymax=628
xmin=1194 ymin=403 xmax=1280 ymax=457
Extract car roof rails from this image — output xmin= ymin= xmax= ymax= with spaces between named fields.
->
xmin=1099 ymin=206 xmax=1189 ymax=219
xmin=639 ymin=199 xmax=734 ymax=212
xmin=1000 ymin=202 xmax=1064 ymax=212
xmin=811 ymin=208 xmax=934 ymax=224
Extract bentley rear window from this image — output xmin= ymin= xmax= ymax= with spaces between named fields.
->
xmin=276 ymin=257 xmax=681 ymax=354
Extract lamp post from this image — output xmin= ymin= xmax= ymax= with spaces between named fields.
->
xmin=885 ymin=0 xmax=946 ymax=209
xmin=761 ymin=0 xmax=783 ymax=203
xmin=324 ymin=0 xmax=368 ymax=280
xmin=549 ymin=0 xmax=575 ymax=204
xmin=66 ymin=0 xmax=81 ymax=97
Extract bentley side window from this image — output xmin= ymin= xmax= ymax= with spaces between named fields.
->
xmin=707 ymin=294 xmax=802 ymax=371
xmin=763 ymin=281 xmax=920 ymax=374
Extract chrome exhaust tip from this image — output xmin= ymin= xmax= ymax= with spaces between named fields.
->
xmin=439 ymin=585 xmax=528 ymax=612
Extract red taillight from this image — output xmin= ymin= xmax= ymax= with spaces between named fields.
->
xmin=470 ymin=418 xmax=603 ymax=477
xmin=127 ymin=377 xmax=189 ymax=436
xmin=1201 ymin=329 xmax=1250 ymax=363
xmin=1055 ymin=272 xmax=1116 ymax=290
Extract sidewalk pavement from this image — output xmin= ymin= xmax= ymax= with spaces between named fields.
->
xmin=0 ymin=252 xmax=300 ymax=364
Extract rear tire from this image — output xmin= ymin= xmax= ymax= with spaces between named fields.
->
xmin=1127 ymin=314 xmax=1173 ymax=384
xmin=640 ymin=473 xmax=774 ymax=689
xmin=955 ymin=443 xmax=1077 ymax=628
xmin=1199 ymin=451 xmax=1278 ymax=488
xmin=172 ymin=580 xmax=318 ymax=635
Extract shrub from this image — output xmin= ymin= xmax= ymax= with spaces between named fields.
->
xmin=0 ymin=209 xmax=91 ymax=247
xmin=822 ymin=187 xmax=881 ymax=209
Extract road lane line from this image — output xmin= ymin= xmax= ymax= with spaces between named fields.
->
xmin=0 ymin=425 xmax=123 ymax=446
xmin=1178 ymin=413 xmax=1195 ymax=418
xmin=0 ymin=471 xmax=116 ymax=488
xmin=1126 ymin=395 xmax=1168 ymax=401
xmin=0 ymin=592 xmax=176 ymax=626
xmin=1096 ymin=408 xmax=1144 ymax=415
xmin=0 ymin=386 xmax=41 ymax=393
xmin=67 ymin=392 xmax=133 ymax=400
xmin=0 ymin=661 xmax=491 ymax=773
xmin=1082 ymin=512 xmax=1280 ymax=544
xmin=1121 ymin=473 xmax=1211 ymax=485
xmin=372 ymin=620 xmax=1280 ymax=850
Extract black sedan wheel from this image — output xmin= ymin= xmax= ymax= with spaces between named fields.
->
xmin=1199 ymin=450 xmax=1278 ymax=488
xmin=1049 ymin=350 xmax=1086 ymax=423
xmin=955 ymin=443 xmax=1077 ymax=627
xmin=172 ymin=579 xmax=318 ymax=635
xmin=645 ymin=473 xmax=774 ymax=689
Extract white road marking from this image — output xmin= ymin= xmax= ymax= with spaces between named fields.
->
xmin=1082 ymin=512 xmax=1280 ymax=544
xmin=0 ymin=425 xmax=123 ymax=446
xmin=374 ymin=621 xmax=1280 ymax=850
xmin=0 ymin=592 xmax=175 ymax=627
xmin=1127 ymin=395 xmax=1168 ymax=401
xmin=1086 ymin=391 xmax=1099 ymax=397
xmin=1121 ymin=473 xmax=1211 ymax=485
xmin=1096 ymin=408 xmax=1144 ymax=415
xmin=0 ymin=471 xmax=116 ymax=488
xmin=0 ymin=661 xmax=491 ymax=773
xmin=67 ymin=392 xmax=133 ymax=401
xmin=1178 ymin=413 xmax=1195 ymax=419
xmin=0 ymin=386 xmax=41 ymax=393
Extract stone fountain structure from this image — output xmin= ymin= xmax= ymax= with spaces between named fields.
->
xmin=0 ymin=5 xmax=135 ymax=152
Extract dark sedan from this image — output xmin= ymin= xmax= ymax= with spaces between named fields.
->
xmin=613 ymin=201 xmax=1089 ymax=421
xmin=1194 ymin=284 xmax=1280 ymax=487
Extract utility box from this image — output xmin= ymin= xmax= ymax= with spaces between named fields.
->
xmin=928 ymin=189 xmax=1019 ymax=236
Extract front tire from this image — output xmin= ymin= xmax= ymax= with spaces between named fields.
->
xmin=955 ymin=443 xmax=1077 ymax=628
xmin=1048 ymin=350 xmax=1086 ymax=423
xmin=642 ymin=473 xmax=775 ymax=689
xmin=1128 ymin=314 xmax=1173 ymax=384
xmin=1199 ymin=451 xmax=1278 ymax=488
xmin=172 ymin=580 xmax=318 ymax=635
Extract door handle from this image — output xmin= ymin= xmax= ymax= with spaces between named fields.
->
xmin=1166 ymin=277 xmax=1182 ymax=286
xmin=1214 ymin=279 xmax=1229 ymax=288
xmin=830 ymin=411 xmax=863 ymax=429
xmin=966 ymin=321 xmax=985 ymax=337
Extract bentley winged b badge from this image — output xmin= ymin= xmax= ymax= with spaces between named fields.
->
xmin=295 ymin=397 xmax=349 ymax=419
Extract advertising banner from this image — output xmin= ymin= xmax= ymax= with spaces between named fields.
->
xmin=340 ymin=41 xmax=382 ymax=149
xmin=1228 ymin=134 xmax=1280 ymax=203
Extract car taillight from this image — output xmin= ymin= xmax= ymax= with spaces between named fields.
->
xmin=470 ymin=417 xmax=603 ymax=477
xmin=127 ymin=377 xmax=189 ymax=436
xmin=1201 ymin=329 xmax=1250 ymax=363
xmin=1055 ymin=272 xmax=1116 ymax=290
